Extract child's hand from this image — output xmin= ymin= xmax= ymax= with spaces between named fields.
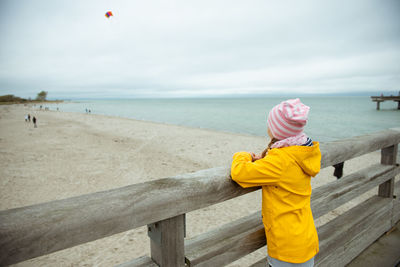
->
xmin=251 ymin=153 xmax=263 ymax=162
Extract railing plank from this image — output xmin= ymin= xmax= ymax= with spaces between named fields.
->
xmin=311 ymin=164 xmax=400 ymax=218
xmin=0 ymin=167 xmax=255 ymax=266
xmin=185 ymin=211 xmax=265 ymax=266
xmin=187 ymin=225 xmax=265 ymax=267
xmin=320 ymin=128 xmax=400 ymax=168
xmin=249 ymin=257 xmax=269 ymax=267
xmin=0 ymin=129 xmax=399 ymax=265
xmin=316 ymin=196 xmax=393 ymax=266
xmin=392 ymin=180 xmax=400 ymax=226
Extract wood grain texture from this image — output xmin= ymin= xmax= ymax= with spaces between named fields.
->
xmin=392 ymin=180 xmax=400 ymax=226
xmin=311 ymin=164 xmax=399 ymax=218
xmin=316 ymin=196 xmax=393 ymax=266
xmin=0 ymin=167 xmax=255 ymax=266
xmin=185 ymin=212 xmax=265 ymax=266
xmin=149 ymin=215 xmax=185 ymax=267
xmin=0 ymin=129 xmax=400 ymax=265
xmin=379 ymin=179 xmax=395 ymax=198
xmin=249 ymin=257 xmax=269 ymax=267
xmin=187 ymin=226 xmax=265 ymax=267
xmin=381 ymin=145 xmax=398 ymax=165
xmin=378 ymin=144 xmax=398 ymax=198
xmin=320 ymin=128 xmax=400 ymax=168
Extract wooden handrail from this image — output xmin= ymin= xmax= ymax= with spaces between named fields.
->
xmin=319 ymin=128 xmax=400 ymax=167
xmin=0 ymin=128 xmax=399 ymax=266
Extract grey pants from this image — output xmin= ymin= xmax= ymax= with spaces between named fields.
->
xmin=267 ymin=256 xmax=314 ymax=267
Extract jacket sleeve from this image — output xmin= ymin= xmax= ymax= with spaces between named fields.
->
xmin=230 ymin=150 xmax=284 ymax=188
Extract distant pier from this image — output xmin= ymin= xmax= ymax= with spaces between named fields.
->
xmin=371 ymin=93 xmax=400 ymax=110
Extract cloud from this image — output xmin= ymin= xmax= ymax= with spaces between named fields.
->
xmin=1 ymin=0 xmax=399 ymax=98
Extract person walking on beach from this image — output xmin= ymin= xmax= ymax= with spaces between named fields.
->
xmin=25 ymin=114 xmax=28 ymax=122
xmin=231 ymin=99 xmax=321 ymax=267
xmin=32 ymin=116 xmax=37 ymax=128
xmin=28 ymin=114 xmax=31 ymax=122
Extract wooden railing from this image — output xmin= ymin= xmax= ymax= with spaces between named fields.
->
xmin=1 ymin=128 xmax=400 ymax=266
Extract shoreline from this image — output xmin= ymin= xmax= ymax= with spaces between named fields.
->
xmin=0 ymin=100 xmax=64 ymax=105
xmin=0 ymin=104 xmax=395 ymax=266
xmin=29 ymin=102 xmax=270 ymax=139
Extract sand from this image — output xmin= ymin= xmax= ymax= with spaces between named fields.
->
xmin=0 ymin=104 xmax=395 ymax=266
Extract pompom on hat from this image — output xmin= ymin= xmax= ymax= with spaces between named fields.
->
xmin=267 ymin=98 xmax=310 ymax=140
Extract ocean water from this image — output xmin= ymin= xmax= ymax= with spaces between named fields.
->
xmin=46 ymin=97 xmax=400 ymax=142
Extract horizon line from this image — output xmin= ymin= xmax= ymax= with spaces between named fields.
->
xmin=48 ymin=91 xmax=400 ymax=100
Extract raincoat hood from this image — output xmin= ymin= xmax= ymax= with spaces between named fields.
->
xmin=280 ymin=142 xmax=321 ymax=177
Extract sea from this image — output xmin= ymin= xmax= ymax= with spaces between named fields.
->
xmin=46 ymin=96 xmax=400 ymax=142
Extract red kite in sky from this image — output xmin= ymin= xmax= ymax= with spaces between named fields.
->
xmin=105 ymin=11 xmax=113 ymax=19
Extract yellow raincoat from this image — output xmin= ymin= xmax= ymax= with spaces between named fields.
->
xmin=231 ymin=142 xmax=321 ymax=263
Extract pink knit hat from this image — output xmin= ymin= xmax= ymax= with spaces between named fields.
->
xmin=267 ymin=98 xmax=310 ymax=140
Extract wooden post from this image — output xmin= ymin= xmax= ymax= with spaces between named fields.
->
xmin=378 ymin=145 xmax=398 ymax=197
xmin=376 ymin=101 xmax=381 ymax=110
xmin=148 ymin=214 xmax=185 ymax=267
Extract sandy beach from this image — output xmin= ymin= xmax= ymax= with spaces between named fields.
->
xmin=0 ymin=104 xmax=396 ymax=266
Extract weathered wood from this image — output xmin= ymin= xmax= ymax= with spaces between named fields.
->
xmin=311 ymin=164 xmax=400 ymax=218
xmin=392 ymin=180 xmax=400 ymax=226
xmin=346 ymin=220 xmax=400 ymax=267
xmin=187 ymin=226 xmax=265 ymax=267
xmin=185 ymin=212 xmax=265 ymax=266
xmin=116 ymin=256 xmax=158 ymax=267
xmin=320 ymin=128 xmax=400 ymax=168
xmin=0 ymin=167 xmax=255 ymax=266
xmin=379 ymin=179 xmax=395 ymax=198
xmin=379 ymin=144 xmax=398 ymax=198
xmin=381 ymin=145 xmax=398 ymax=165
xmin=316 ymin=195 xmax=393 ymax=266
xmin=1 ymin=129 xmax=400 ymax=265
xmin=148 ymin=214 xmax=185 ymax=267
xmin=249 ymin=257 xmax=269 ymax=267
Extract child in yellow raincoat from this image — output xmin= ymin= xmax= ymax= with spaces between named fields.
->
xmin=231 ymin=99 xmax=321 ymax=267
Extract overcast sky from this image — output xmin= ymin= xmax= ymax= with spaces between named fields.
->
xmin=1 ymin=0 xmax=399 ymax=99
